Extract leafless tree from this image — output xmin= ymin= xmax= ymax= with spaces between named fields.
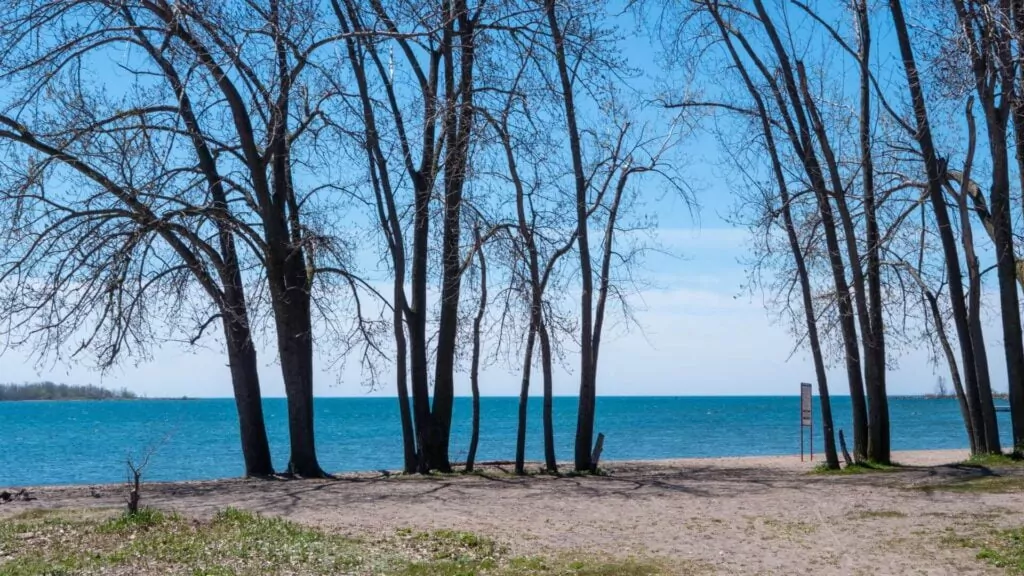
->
xmin=332 ymin=0 xmax=493 ymax=472
xmin=0 ymin=0 xmax=373 ymax=477
xmin=888 ymin=0 xmax=1002 ymax=455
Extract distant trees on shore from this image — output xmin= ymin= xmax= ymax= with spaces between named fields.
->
xmin=0 ymin=383 xmax=137 ymax=402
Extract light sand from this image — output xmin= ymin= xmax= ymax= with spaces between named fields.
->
xmin=3 ymin=449 xmax=1021 ymax=575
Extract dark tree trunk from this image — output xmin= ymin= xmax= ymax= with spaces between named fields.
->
xmin=947 ymin=0 xmax=1011 ymax=454
xmin=128 ymin=23 xmax=274 ymax=478
xmin=543 ymin=0 xmax=595 ymax=472
xmin=748 ymin=0 xmax=869 ymax=461
xmin=223 ymin=310 xmax=274 ymax=477
xmin=953 ymin=104 xmax=993 ymax=455
xmin=277 ymin=308 xmax=323 ymax=477
xmin=707 ymin=4 xmax=838 ymax=470
xmin=855 ymin=0 xmax=890 ymax=465
xmin=980 ymin=96 xmax=1018 ymax=452
xmin=515 ymin=324 xmax=538 ymax=475
xmin=982 ymin=136 xmax=1015 ymax=454
xmin=1002 ymin=1 xmax=1024 ymax=452
xmin=796 ymin=63 xmax=876 ymax=463
xmin=923 ymin=286 xmax=977 ymax=452
xmin=333 ymin=2 xmax=417 ymax=474
xmin=395 ymin=302 xmax=417 ymax=474
xmin=889 ymin=0 xmax=991 ymax=458
xmin=273 ymin=268 xmax=324 ymax=477
xmin=430 ymin=0 xmax=477 ymax=473
xmin=409 ymin=172 xmax=433 ymax=474
xmin=466 ymin=228 xmax=487 ymax=473
xmin=538 ymin=320 xmax=558 ymax=473
xmin=502 ymin=72 xmax=561 ymax=475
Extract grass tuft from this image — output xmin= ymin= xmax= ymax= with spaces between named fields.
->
xmin=99 ymin=507 xmax=168 ymax=532
xmin=947 ymin=525 xmax=1024 ymax=573
xmin=976 ymin=528 xmax=1024 ymax=573
xmin=962 ymin=452 xmax=1024 ymax=469
xmin=811 ymin=461 xmax=901 ymax=475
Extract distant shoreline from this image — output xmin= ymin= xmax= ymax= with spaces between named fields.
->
xmin=0 ymin=382 xmax=137 ymax=402
xmin=0 ymin=397 xmax=140 ymax=402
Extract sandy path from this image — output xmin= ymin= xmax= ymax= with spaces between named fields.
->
xmin=3 ymin=450 xmax=1021 ymax=575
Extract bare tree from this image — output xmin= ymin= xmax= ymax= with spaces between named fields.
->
xmin=888 ymin=0 xmax=1001 ymax=455
xmin=332 ymin=0 xmax=493 ymax=472
xmin=695 ymin=3 xmax=840 ymax=470
xmin=0 ymin=7 xmax=278 ymax=476
xmin=465 ymin=226 xmax=488 ymax=473
xmin=0 ymin=0 xmax=378 ymax=477
xmin=946 ymin=0 xmax=1020 ymax=451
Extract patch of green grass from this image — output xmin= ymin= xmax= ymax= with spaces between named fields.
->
xmin=0 ymin=508 xmax=681 ymax=576
xmin=0 ymin=555 xmax=89 ymax=576
xmin=99 ymin=507 xmax=168 ymax=532
xmin=811 ymin=461 xmax=901 ymax=475
xmin=963 ymin=452 xmax=1024 ymax=468
xmin=946 ymin=526 xmax=1024 ymax=573
xmin=976 ymin=528 xmax=1024 ymax=573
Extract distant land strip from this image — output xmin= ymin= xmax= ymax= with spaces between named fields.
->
xmin=0 ymin=382 xmax=137 ymax=401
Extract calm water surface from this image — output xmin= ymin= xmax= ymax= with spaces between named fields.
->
xmin=0 ymin=396 xmax=1007 ymax=486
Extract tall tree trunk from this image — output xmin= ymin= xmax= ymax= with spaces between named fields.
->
xmin=947 ymin=0 xmax=1011 ymax=454
xmin=855 ymin=0 xmax=890 ymax=464
xmin=977 ymin=83 xmax=1013 ymax=454
xmin=127 ymin=22 xmax=274 ymax=478
xmin=276 ymin=291 xmax=323 ymax=477
xmin=889 ymin=0 xmax=990 ymax=458
xmin=707 ymin=4 xmax=838 ymax=470
xmin=922 ymin=283 xmax=977 ymax=452
xmin=543 ymin=0 xmax=596 ymax=472
xmin=466 ymin=228 xmax=487 ymax=473
xmin=983 ymin=113 xmax=1019 ymax=452
xmin=336 ymin=4 xmax=417 ymax=474
xmin=953 ymin=102 xmax=991 ymax=455
xmin=395 ymin=300 xmax=417 ymax=474
xmin=430 ymin=0 xmax=476 ymax=473
xmin=538 ymin=319 xmax=558 ymax=473
xmin=223 ymin=311 xmax=274 ymax=477
xmin=515 ymin=324 xmax=538 ymax=475
xmin=1003 ymin=0 xmax=1024 ymax=452
xmin=409 ymin=173 xmax=433 ymax=474
xmin=983 ymin=135 xmax=1016 ymax=454
xmin=795 ymin=63 xmax=875 ymax=463
xmin=748 ymin=0 xmax=869 ymax=461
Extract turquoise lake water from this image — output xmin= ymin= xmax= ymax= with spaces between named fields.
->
xmin=0 ymin=396 xmax=1010 ymax=486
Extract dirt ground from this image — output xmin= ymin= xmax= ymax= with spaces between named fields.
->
xmin=3 ymin=449 xmax=1021 ymax=575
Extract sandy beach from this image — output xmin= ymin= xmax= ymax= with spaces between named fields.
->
xmin=3 ymin=449 xmax=1022 ymax=575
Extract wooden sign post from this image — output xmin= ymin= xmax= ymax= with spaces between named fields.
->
xmin=800 ymin=382 xmax=813 ymax=462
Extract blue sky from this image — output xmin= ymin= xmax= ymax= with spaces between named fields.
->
xmin=0 ymin=1 xmax=1007 ymax=398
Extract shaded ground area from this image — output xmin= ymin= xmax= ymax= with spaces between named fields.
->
xmin=3 ymin=450 xmax=1023 ymax=575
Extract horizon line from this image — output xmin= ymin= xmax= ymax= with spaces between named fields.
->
xmin=125 ymin=393 xmax=948 ymax=400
